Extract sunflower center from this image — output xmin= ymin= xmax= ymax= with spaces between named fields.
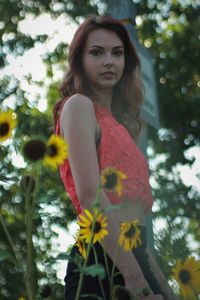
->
xmin=124 ymin=225 xmax=136 ymax=238
xmin=92 ymin=221 xmax=101 ymax=234
xmin=179 ymin=269 xmax=191 ymax=284
xmin=0 ymin=122 xmax=9 ymax=136
xmin=105 ymin=173 xmax=118 ymax=189
xmin=47 ymin=144 xmax=58 ymax=157
xmin=23 ymin=140 xmax=46 ymax=161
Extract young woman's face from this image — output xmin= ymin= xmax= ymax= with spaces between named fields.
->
xmin=82 ymin=29 xmax=125 ymax=92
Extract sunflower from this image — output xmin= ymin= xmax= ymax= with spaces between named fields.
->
xmin=23 ymin=139 xmax=46 ymax=162
xmin=172 ymin=256 xmax=200 ymax=300
xmin=76 ymin=232 xmax=87 ymax=259
xmin=118 ymin=220 xmax=142 ymax=252
xmin=40 ymin=285 xmax=52 ymax=298
xmin=43 ymin=134 xmax=68 ymax=169
xmin=0 ymin=110 xmax=17 ymax=142
xmin=78 ymin=209 xmax=108 ymax=244
xmin=100 ymin=167 xmax=127 ymax=197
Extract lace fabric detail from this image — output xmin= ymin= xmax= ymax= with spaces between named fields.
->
xmin=93 ymin=101 xmax=153 ymax=215
xmin=55 ymin=100 xmax=153 ymax=215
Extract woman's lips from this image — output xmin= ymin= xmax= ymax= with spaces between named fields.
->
xmin=100 ymin=72 xmax=115 ymax=78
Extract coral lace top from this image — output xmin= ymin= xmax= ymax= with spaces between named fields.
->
xmin=55 ymin=100 xmax=153 ymax=215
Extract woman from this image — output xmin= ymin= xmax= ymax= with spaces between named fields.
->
xmin=54 ymin=16 xmax=179 ymax=300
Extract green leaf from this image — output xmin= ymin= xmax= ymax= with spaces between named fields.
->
xmin=82 ymin=264 xmax=105 ymax=280
xmin=44 ymin=252 xmax=70 ymax=264
xmin=0 ymin=249 xmax=14 ymax=262
xmin=92 ymin=200 xmax=100 ymax=210
xmin=100 ymin=204 xmax=129 ymax=214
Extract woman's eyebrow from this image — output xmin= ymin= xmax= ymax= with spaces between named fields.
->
xmin=89 ymin=45 xmax=124 ymax=49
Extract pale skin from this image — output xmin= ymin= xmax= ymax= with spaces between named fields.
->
xmin=60 ymin=29 xmax=179 ymax=300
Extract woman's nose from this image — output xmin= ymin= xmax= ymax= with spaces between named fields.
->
xmin=103 ymin=54 xmax=113 ymax=67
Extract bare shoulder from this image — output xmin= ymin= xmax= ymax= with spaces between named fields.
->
xmin=61 ymin=94 xmax=94 ymax=118
xmin=60 ymin=94 xmax=96 ymax=135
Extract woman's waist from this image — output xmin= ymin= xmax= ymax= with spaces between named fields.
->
xmin=107 ymin=188 xmax=152 ymax=217
xmin=111 ymin=197 xmax=145 ymax=225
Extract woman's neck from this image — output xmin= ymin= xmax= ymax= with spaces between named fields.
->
xmin=93 ymin=89 xmax=113 ymax=111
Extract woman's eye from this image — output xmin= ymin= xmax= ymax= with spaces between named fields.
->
xmin=113 ymin=51 xmax=124 ymax=56
xmin=90 ymin=50 xmax=102 ymax=56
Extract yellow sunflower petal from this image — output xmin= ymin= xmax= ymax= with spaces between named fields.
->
xmin=0 ymin=110 xmax=17 ymax=142
xmin=79 ymin=213 xmax=91 ymax=223
xmin=99 ymin=229 xmax=108 ymax=237
xmin=118 ymin=234 xmax=123 ymax=246
xmin=78 ymin=221 xmax=90 ymax=228
xmin=43 ymin=134 xmax=68 ymax=169
xmin=84 ymin=209 xmax=94 ymax=222
xmin=78 ymin=214 xmax=91 ymax=226
xmin=117 ymin=170 xmax=127 ymax=180
xmin=116 ymin=182 xmax=122 ymax=197
xmin=79 ymin=228 xmax=91 ymax=234
xmin=124 ymin=238 xmax=131 ymax=252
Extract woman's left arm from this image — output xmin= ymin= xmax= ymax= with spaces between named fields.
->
xmin=146 ymin=246 xmax=180 ymax=300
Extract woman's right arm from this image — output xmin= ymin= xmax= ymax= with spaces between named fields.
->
xmin=60 ymin=94 xmax=154 ymax=296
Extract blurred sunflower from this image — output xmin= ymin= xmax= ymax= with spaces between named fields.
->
xmin=172 ymin=256 xmax=200 ymax=300
xmin=76 ymin=233 xmax=87 ymax=259
xmin=23 ymin=139 xmax=46 ymax=162
xmin=100 ymin=167 xmax=127 ymax=197
xmin=43 ymin=134 xmax=68 ymax=169
xmin=118 ymin=220 xmax=141 ymax=252
xmin=78 ymin=209 xmax=108 ymax=244
xmin=40 ymin=284 xmax=52 ymax=298
xmin=0 ymin=110 xmax=17 ymax=142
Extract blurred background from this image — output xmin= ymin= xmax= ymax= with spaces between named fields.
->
xmin=0 ymin=0 xmax=199 ymax=299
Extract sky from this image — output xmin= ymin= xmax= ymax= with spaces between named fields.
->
xmin=1 ymin=11 xmax=200 ymax=282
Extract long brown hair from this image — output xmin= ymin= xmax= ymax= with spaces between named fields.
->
xmin=53 ymin=15 xmax=143 ymax=138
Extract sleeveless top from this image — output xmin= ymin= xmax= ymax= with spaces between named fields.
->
xmin=55 ymin=99 xmax=153 ymax=216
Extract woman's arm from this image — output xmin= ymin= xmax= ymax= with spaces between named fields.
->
xmin=60 ymin=94 xmax=153 ymax=295
xmin=146 ymin=246 xmax=180 ymax=300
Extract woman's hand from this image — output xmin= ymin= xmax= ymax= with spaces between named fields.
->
xmin=125 ymin=279 xmax=163 ymax=300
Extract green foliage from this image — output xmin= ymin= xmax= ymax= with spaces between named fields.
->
xmin=136 ymin=0 xmax=200 ymax=267
xmin=82 ymin=264 xmax=106 ymax=279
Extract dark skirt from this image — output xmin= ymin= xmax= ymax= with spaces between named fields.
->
xmin=64 ymin=226 xmax=162 ymax=300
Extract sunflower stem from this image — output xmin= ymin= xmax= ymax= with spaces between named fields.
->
xmin=110 ymin=242 xmax=120 ymax=297
xmin=75 ymin=184 xmax=107 ymax=300
xmin=25 ymin=189 xmax=35 ymax=300
xmin=92 ymin=244 xmax=107 ymax=300
xmin=75 ymin=215 xmax=96 ymax=300
xmin=101 ymin=243 xmax=111 ymax=283
xmin=92 ymin=182 xmax=102 ymax=211
xmin=24 ymin=166 xmax=38 ymax=300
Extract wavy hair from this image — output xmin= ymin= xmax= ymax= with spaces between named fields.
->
xmin=53 ymin=15 xmax=143 ymax=139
